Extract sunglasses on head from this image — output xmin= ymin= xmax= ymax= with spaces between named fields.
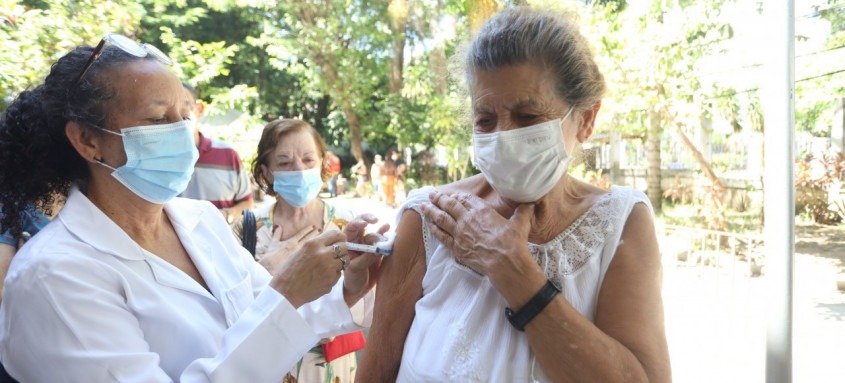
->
xmin=71 ymin=33 xmax=172 ymax=90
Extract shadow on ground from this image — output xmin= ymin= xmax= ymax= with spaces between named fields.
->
xmin=795 ymin=223 xmax=845 ymax=272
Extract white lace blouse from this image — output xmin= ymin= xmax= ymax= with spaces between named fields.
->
xmin=395 ymin=185 xmax=652 ymax=382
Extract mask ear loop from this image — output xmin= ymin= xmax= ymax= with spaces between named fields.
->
xmin=90 ymin=126 xmax=124 ymax=171
xmin=561 ymin=105 xmax=575 ymax=123
xmin=93 ymin=126 xmax=124 ymax=137
xmin=93 ymin=156 xmax=118 ymax=171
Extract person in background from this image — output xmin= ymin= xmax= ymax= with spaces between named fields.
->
xmin=0 ymin=199 xmax=63 ymax=305
xmin=392 ymin=150 xmax=407 ymax=181
xmin=379 ymin=152 xmax=398 ymax=208
xmin=240 ymin=118 xmax=383 ymax=382
xmin=391 ymin=150 xmax=408 ymax=206
xmin=337 ymin=174 xmax=348 ymax=196
xmin=327 ymin=151 xmax=342 ymax=198
xmin=357 ymin=7 xmax=670 ymax=382
xmin=179 ymin=82 xmax=254 ymax=224
xmin=351 ymin=159 xmax=369 ymax=198
xmin=0 ymin=33 xmax=383 ymax=382
xmin=370 ymin=154 xmax=383 ymax=202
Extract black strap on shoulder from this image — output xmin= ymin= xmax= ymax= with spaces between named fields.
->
xmin=241 ymin=210 xmax=257 ymax=257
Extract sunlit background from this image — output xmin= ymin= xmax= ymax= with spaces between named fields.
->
xmin=2 ymin=0 xmax=844 ymax=381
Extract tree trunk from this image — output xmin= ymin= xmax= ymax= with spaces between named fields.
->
xmin=431 ymin=45 xmax=447 ymax=95
xmin=657 ymin=103 xmax=728 ymax=231
xmin=659 ymin=105 xmax=724 ymax=191
xmin=647 ymin=106 xmax=663 ymax=213
xmin=340 ymin=102 xmax=365 ymax=163
xmin=430 ymin=0 xmax=447 ymax=95
xmin=389 ymin=30 xmax=405 ymax=93
xmin=388 ymin=0 xmax=408 ymax=94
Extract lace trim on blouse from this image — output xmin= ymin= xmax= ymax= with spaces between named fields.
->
xmin=529 ymin=190 xmax=622 ymax=284
xmin=407 ymin=205 xmax=435 ymax=260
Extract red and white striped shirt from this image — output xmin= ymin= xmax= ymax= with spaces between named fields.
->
xmin=180 ymin=133 xmax=253 ymax=208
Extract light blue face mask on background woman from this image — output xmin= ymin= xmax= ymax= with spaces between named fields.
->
xmin=95 ymin=120 xmax=198 ymax=204
xmin=273 ymin=168 xmax=323 ymax=208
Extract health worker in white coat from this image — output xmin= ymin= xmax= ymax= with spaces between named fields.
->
xmin=0 ymin=33 xmax=385 ymax=382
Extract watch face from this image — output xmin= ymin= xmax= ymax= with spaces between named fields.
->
xmin=226 ymin=214 xmax=235 ymax=224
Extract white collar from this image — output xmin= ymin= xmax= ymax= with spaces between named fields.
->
xmin=58 ymin=185 xmax=206 ymax=261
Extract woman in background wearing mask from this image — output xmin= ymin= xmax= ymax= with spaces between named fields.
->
xmin=357 ymin=7 xmax=670 ymax=383
xmin=0 ymin=34 xmax=382 ymax=382
xmin=247 ymin=118 xmax=379 ymax=383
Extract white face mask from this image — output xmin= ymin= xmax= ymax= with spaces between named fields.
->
xmin=472 ymin=106 xmax=574 ymax=203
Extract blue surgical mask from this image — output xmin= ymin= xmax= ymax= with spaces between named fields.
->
xmin=273 ymin=168 xmax=323 ymax=208
xmin=95 ymin=120 xmax=199 ymax=204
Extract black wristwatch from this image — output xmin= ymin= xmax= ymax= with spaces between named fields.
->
xmin=505 ymin=279 xmax=562 ymax=331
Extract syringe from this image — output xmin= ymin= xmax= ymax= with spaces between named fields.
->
xmin=345 ymin=233 xmax=395 ymax=255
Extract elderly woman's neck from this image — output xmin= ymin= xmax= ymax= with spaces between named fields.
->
xmin=275 ymin=198 xmax=321 ymax=221
xmin=527 ymin=201 xmax=565 ymax=244
xmin=526 ymin=176 xmax=587 ymax=244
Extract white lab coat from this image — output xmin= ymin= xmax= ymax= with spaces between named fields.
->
xmin=0 ymin=186 xmax=372 ymax=382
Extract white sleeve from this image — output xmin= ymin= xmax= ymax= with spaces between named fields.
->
xmin=181 ymin=288 xmax=320 ymax=382
xmin=236 ymin=230 xmax=372 ymax=335
xmin=297 ymin=277 xmax=375 ymax=336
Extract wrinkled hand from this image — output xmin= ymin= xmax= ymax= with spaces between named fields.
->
xmin=420 ymin=190 xmax=535 ymax=280
xmin=270 ymin=230 xmax=347 ymax=309
xmin=258 ymin=225 xmax=320 ymax=273
xmin=341 ymin=213 xmax=390 ymax=305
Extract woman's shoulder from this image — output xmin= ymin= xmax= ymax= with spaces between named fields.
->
xmin=398 ymin=175 xmax=489 ymax=221
xmin=405 ymin=175 xmax=488 ymax=201
xmin=6 ymin=223 xmax=113 ymax=284
xmin=606 ymin=185 xmax=652 ymax=212
xmin=438 ymin=174 xmax=489 ymax=195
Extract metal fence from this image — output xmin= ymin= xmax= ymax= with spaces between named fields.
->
xmin=588 ymin=131 xmax=831 ymax=175
xmin=661 ymin=224 xmax=765 ymax=275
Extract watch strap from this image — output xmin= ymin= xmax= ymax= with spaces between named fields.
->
xmin=505 ymin=279 xmax=561 ymax=331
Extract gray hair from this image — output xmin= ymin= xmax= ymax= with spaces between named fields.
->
xmin=465 ymin=7 xmax=606 ymax=109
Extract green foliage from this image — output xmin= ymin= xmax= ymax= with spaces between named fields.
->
xmin=569 ymin=162 xmax=612 ymax=190
xmin=814 ymin=0 xmax=845 ymax=47
xmin=0 ymin=0 xmax=144 ymax=109
xmin=2 ymin=0 xmax=841 ymax=199
xmin=661 ymin=203 xmax=762 ymax=234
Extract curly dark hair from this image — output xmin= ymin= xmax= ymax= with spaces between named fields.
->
xmin=0 ymin=44 xmax=155 ymax=240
